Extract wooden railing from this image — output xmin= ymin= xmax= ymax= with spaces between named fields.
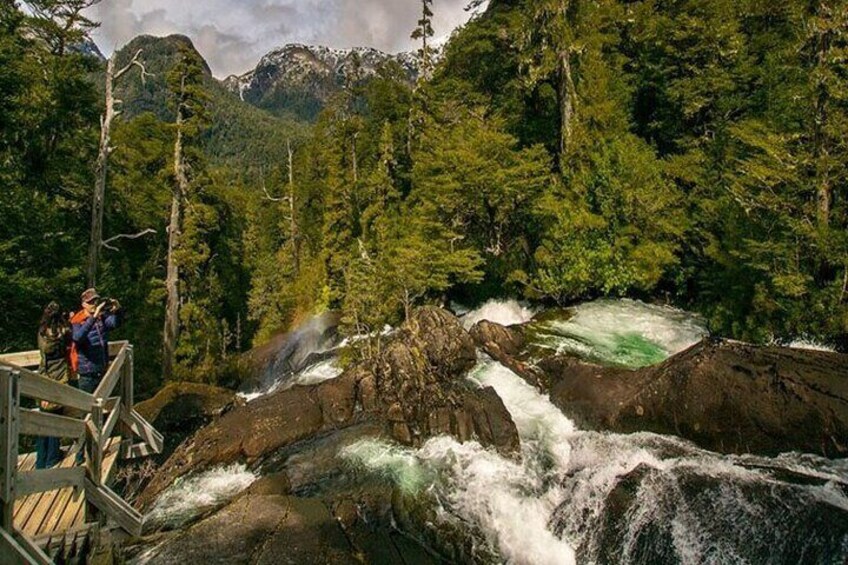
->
xmin=0 ymin=342 xmax=162 ymax=564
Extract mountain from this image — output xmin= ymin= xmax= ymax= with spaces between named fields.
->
xmin=222 ymin=44 xmax=421 ymax=121
xmin=110 ymin=35 xmax=306 ymax=170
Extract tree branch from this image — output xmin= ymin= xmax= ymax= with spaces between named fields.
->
xmin=101 ymin=229 xmax=156 ymax=251
xmin=114 ymin=49 xmax=153 ymax=84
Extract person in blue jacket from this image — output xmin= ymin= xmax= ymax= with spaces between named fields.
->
xmin=71 ymin=288 xmax=122 ymax=395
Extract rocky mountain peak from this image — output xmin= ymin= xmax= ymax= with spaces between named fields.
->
xmin=222 ymin=43 xmax=422 ymax=121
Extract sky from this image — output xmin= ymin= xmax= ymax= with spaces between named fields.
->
xmin=86 ymin=0 xmax=485 ymax=78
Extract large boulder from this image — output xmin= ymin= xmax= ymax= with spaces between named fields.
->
xmin=542 ymin=338 xmax=848 ymax=457
xmin=138 ymin=308 xmax=518 ymax=510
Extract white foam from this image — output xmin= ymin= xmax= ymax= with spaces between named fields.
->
xmin=469 ymin=361 xmax=575 ymax=467
xmin=460 ymin=299 xmax=536 ymax=330
xmin=786 ymin=339 xmax=836 ymax=353
xmin=418 ymin=437 xmax=576 ymax=565
xmin=147 ymin=464 xmax=257 ymax=529
xmin=531 ymin=299 xmax=708 ymax=367
xmin=292 ymin=358 xmax=343 ymax=386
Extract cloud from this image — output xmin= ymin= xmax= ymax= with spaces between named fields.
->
xmin=87 ymin=0 xmax=478 ymax=77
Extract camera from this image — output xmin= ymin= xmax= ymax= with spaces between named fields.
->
xmin=98 ymin=297 xmax=120 ymax=314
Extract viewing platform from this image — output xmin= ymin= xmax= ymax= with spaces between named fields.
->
xmin=0 ymin=342 xmax=163 ymax=564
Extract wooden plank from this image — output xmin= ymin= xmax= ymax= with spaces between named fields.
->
xmin=15 ymin=453 xmax=36 ymax=473
xmin=120 ymin=347 xmax=134 ymax=460
xmin=18 ymin=456 xmax=76 ymax=538
xmin=51 ymin=438 xmax=119 ymax=538
xmin=19 ymin=410 xmax=85 ymax=440
xmin=30 ymin=522 xmax=96 ymax=548
xmin=0 ymin=342 xmax=128 ymax=375
xmin=0 ymin=526 xmax=40 ymax=565
xmin=120 ymin=407 xmax=163 ymax=453
xmin=16 ymin=367 xmax=94 ymax=413
xmin=126 ymin=442 xmax=158 ymax=459
xmin=15 ymin=467 xmax=84 ymax=498
xmin=13 ymin=454 xmax=36 ymax=521
xmin=34 ymin=476 xmax=77 ymax=538
xmin=99 ymin=405 xmax=121 ymax=450
xmin=93 ymin=346 xmax=127 ymax=401
xmin=1 ymin=368 xmax=20 ymax=531
xmin=107 ymin=341 xmax=129 ymax=357
xmin=83 ymin=480 xmax=142 ymax=537
xmin=0 ymin=351 xmax=40 ymax=369
xmin=10 ymin=529 xmax=51 ymax=565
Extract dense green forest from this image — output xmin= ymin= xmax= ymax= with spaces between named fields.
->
xmin=2 ymin=0 xmax=846 ymax=396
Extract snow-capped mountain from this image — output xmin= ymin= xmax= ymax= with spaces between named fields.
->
xmin=222 ymin=44 xmax=421 ymax=121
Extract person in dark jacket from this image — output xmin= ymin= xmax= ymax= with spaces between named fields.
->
xmin=71 ymin=288 xmax=121 ymax=394
xmin=36 ymin=302 xmax=71 ymax=469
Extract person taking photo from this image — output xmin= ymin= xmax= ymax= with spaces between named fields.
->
xmin=71 ymin=288 xmax=122 ymax=395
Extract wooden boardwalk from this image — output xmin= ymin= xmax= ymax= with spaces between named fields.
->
xmin=14 ymin=438 xmax=120 ymax=544
xmin=0 ymin=342 xmax=164 ymax=564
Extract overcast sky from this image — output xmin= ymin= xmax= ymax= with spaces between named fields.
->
xmin=87 ymin=0 xmax=485 ymax=78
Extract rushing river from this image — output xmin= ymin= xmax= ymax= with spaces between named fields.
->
xmin=147 ymin=299 xmax=848 ymax=564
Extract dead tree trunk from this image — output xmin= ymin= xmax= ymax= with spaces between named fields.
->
xmin=163 ymin=77 xmax=188 ymax=382
xmin=287 ymin=139 xmax=300 ymax=275
xmin=87 ymin=50 xmax=148 ymax=286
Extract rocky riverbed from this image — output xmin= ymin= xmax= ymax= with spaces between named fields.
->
xmin=122 ymin=300 xmax=848 ymax=564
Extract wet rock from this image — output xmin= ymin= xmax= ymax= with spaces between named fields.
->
xmin=469 ymin=320 xmax=525 ymax=357
xmin=542 ymin=339 xmax=848 ymax=457
xmin=141 ymin=494 xmax=359 ymax=564
xmin=469 ymin=320 xmax=545 ymax=388
xmin=136 ymin=382 xmax=237 ymax=436
xmin=138 ymin=308 xmax=519 ymax=509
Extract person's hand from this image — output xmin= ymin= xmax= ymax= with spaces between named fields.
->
xmin=94 ymin=301 xmax=107 ymax=318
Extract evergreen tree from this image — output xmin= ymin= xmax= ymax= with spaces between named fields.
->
xmin=163 ymin=43 xmax=208 ymax=381
xmin=411 ymin=0 xmax=436 ymax=80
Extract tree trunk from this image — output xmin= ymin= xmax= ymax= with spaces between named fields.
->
xmin=558 ymin=49 xmax=575 ymax=166
xmin=813 ymin=11 xmax=831 ymax=230
xmin=87 ymin=57 xmax=116 ymax=287
xmin=287 ymin=139 xmax=300 ymax=275
xmin=163 ymin=82 xmax=188 ymax=381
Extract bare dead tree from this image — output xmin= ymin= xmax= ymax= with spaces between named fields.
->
xmin=164 ymin=74 xmax=189 ymax=382
xmin=87 ymin=49 xmax=151 ymax=286
xmin=100 ymin=229 xmax=157 ymax=251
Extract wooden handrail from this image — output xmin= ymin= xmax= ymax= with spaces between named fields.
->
xmin=93 ymin=344 xmax=128 ymax=401
xmin=0 ymin=342 xmax=160 ymax=563
xmin=0 ymin=341 xmax=130 ymax=413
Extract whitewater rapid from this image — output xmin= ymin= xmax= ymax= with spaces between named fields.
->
xmin=147 ymin=298 xmax=848 ymax=563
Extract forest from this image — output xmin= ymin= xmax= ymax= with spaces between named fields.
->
xmin=2 ymin=0 xmax=847 ymax=398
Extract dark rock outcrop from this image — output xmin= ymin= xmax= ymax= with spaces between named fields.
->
xmin=470 ymin=320 xmax=545 ymax=387
xmin=138 ymin=308 xmax=518 ymax=510
xmin=541 ymin=339 xmax=848 ymax=457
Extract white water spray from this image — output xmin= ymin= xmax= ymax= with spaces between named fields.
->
xmin=529 ymin=299 xmax=708 ymax=368
xmin=146 ymin=464 xmax=257 ymax=529
xmin=459 ymin=299 xmax=536 ymax=330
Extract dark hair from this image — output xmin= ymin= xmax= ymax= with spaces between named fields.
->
xmin=39 ymin=302 xmax=66 ymax=336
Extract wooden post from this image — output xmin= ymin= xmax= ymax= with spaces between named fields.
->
xmin=0 ymin=368 xmax=20 ymax=532
xmin=86 ymin=398 xmax=104 ymax=524
xmin=119 ymin=346 xmax=134 ymax=459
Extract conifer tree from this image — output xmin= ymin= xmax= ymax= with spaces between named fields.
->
xmin=163 ymin=44 xmax=208 ymax=381
xmin=411 ymin=0 xmax=435 ymax=80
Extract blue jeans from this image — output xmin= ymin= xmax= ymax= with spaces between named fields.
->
xmin=36 ymin=434 xmax=61 ymax=469
xmin=73 ymin=372 xmax=102 ymax=464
